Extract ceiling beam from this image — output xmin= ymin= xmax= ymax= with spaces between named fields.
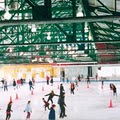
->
xmin=1 ymin=39 xmax=120 ymax=46
xmin=0 ymin=15 xmax=120 ymax=27
xmin=0 ymin=39 xmax=120 ymax=46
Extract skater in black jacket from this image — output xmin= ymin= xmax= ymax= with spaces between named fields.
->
xmin=45 ymin=90 xmax=59 ymax=104
xmin=6 ymin=101 xmax=13 ymax=120
xmin=60 ymin=84 xmax=65 ymax=96
xmin=58 ymin=92 xmax=67 ymax=118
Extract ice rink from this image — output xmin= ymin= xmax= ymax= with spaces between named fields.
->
xmin=0 ymin=80 xmax=120 ymax=120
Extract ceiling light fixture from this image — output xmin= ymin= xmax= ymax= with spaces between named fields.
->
xmin=31 ymin=24 xmax=37 ymax=32
xmin=77 ymin=4 xmax=83 ymax=17
xmin=47 ymin=32 xmax=51 ymax=40
xmin=4 ymin=6 xmax=11 ymax=20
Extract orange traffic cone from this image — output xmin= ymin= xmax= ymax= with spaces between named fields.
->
xmin=16 ymin=93 xmax=18 ymax=99
xmin=31 ymin=90 xmax=34 ymax=95
xmin=10 ymin=96 xmax=12 ymax=102
xmin=109 ymin=99 xmax=113 ymax=108
xmin=42 ymin=86 xmax=44 ymax=91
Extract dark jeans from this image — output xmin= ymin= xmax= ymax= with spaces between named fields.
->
xmin=60 ymin=105 xmax=66 ymax=118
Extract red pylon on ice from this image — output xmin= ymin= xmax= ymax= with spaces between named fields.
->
xmin=57 ymin=85 xmax=59 ymax=89
xmin=109 ymin=99 xmax=113 ymax=108
xmin=31 ymin=90 xmax=34 ymax=95
xmin=87 ymin=84 xmax=89 ymax=88
xmin=16 ymin=93 xmax=18 ymax=99
xmin=10 ymin=96 xmax=12 ymax=102
xmin=42 ymin=86 xmax=44 ymax=91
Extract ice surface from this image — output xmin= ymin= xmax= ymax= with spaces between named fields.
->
xmin=0 ymin=80 xmax=120 ymax=120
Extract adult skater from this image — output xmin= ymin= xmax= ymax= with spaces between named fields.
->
xmin=48 ymin=104 xmax=56 ymax=120
xmin=6 ymin=101 xmax=13 ymax=120
xmin=24 ymin=101 xmax=32 ymax=120
xmin=58 ymin=92 xmax=67 ymax=118
xmin=87 ymin=75 xmax=90 ymax=84
xmin=60 ymin=84 xmax=65 ymax=96
xmin=28 ymin=80 xmax=34 ymax=91
xmin=45 ymin=90 xmax=59 ymax=104
xmin=4 ymin=79 xmax=8 ymax=91
xmin=50 ymin=76 xmax=54 ymax=86
xmin=13 ymin=79 xmax=16 ymax=90
xmin=46 ymin=75 xmax=50 ymax=85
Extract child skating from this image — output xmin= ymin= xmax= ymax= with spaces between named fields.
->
xmin=42 ymin=98 xmax=50 ymax=111
xmin=24 ymin=101 xmax=32 ymax=120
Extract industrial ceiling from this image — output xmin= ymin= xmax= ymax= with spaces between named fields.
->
xmin=0 ymin=0 xmax=120 ymax=65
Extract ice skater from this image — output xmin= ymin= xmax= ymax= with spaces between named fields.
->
xmin=70 ymin=82 xmax=75 ymax=94
xmin=28 ymin=80 xmax=34 ymax=91
xmin=24 ymin=101 xmax=32 ymax=120
xmin=4 ymin=80 xmax=8 ymax=91
xmin=6 ymin=101 xmax=13 ymax=120
xmin=45 ymin=90 xmax=59 ymax=104
xmin=13 ymin=79 xmax=17 ymax=90
xmin=48 ymin=104 xmax=56 ymax=120
xmin=50 ymin=76 xmax=54 ymax=86
xmin=87 ymin=75 xmax=90 ymax=84
xmin=42 ymin=98 xmax=50 ymax=111
xmin=110 ymin=83 xmax=117 ymax=96
xmin=46 ymin=75 xmax=50 ymax=85
xmin=58 ymin=92 xmax=67 ymax=118
xmin=60 ymin=84 xmax=65 ymax=96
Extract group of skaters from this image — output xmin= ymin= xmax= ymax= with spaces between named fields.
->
xmin=4 ymin=83 xmax=68 ymax=120
xmin=2 ymin=74 xmax=119 ymax=120
xmin=5 ymin=100 xmax=32 ymax=120
xmin=0 ymin=78 xmax=25 ymax=91
xmin=42 ymin=82 xmax=78 ymax=119
xmin=42 ymin=83 xmax=67 ymax=119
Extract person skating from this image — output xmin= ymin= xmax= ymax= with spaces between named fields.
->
xmin=110 ymin=83 xmax=117 ymax=96
xmin=24 ymin=101 xmax=32 ymax=120
xmin=45 ymin=90 xmax=59 ymax=104
xmin=58 ymin=92 xmax=67 ymax=118
xmin=13 ymin=79 xmax=16 ymax=90
xmin=48 ymin=104 xmax=56 ymax=120
xmin=70 ymin=83 xmax=75 ymax=94
xmin=50 ymin=76 xmax=54 ymax=86
xmin=28 ymin=80 xmax=34 ymax=91
xmin=46 ymin=75 xmax=50 ymax=85
xmin=4 ymin=80 xmax=8 ymax=91
xmin=6 ymin=101 xmax=13 ymax=120
xmin=42 ymin=98 xmax=50 ymax=111
xmin=87 ymin=75 xmax=90 ymax=84
xmin=60 ymin=84 xmax=65 ymax=96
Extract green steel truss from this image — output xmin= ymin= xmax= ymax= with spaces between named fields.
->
xmin=0 ymin=0 xmax=119 ymax=64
